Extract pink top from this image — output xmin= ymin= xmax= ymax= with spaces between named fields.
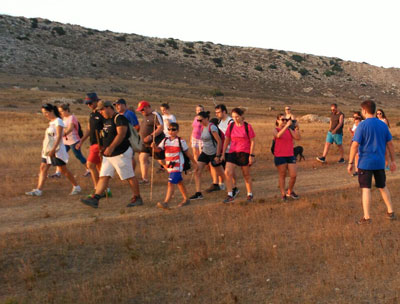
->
xmin=274 ymin=128 xmax=294 ymax=157
xmin=63 ymin=115 xmax=80 ymax=145
xmin=191 ymin=117 xmax=202 ymax=139
xmin=225 ymin=122 xmax=255 ymax=153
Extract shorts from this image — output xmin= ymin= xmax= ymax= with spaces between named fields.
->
xmin=168 ymin=172 xmax=183 ymax=184
xmin=274 ymin=156 xmax=296 ymax=166
xmin=99 ymin=147 xmax=134 ymax=180
xmin=41 ymin=157 xmax=66 ymax=167
xmin=226 ymin=152 xmax=250 ymax=167
xmin=358 ymin=169 xmax=386 ymax=189
xmin=191 ymin=137 xmax=203 ymax=149
xmin=198 ymin=152 xmax=222 ymax=167
xmin=140 ymin=145 xmax=165 ymax=160
xmin=326 ymin=131 xmax=343 ymax=145
xmin=87 ymin=144 xmax=101 ymax=164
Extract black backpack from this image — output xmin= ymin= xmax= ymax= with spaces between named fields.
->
xmin=77 ymin=122 xmax=84 ymax=138
xmin=178 ymin=137 xmax=191 ymax=174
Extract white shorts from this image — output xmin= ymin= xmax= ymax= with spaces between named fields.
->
xmin=191 ymin=137 xmax=203 ymax=148
xmin=100 ymin=147 xmax=134 ymax=180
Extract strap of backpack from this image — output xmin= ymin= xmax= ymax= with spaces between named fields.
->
xmin=244 ymin=121 xmax=249 ymax=139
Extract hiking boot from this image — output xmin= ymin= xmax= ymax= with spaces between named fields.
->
xmin=157 ymin=202 xmax=171 ymax=210
xmin=205 ymin=184 xmax=220 ymax=193
xmin=387 ymin=212 xmax=396 ymax=220
xmin=177 ymin=199 xmax=190 ymax=208
xmin=247 ymin=194 xmax=254 ymax=203
xmin=338 ymin=158 xmax=345 ymax=164
xmin=70 ymin=185 xmax=82 ymax=195
xmin=127 ymin=196 xmax=143 ymax=207
xmin=25 ymin=189 xmax=42 ymax=196
xmin=356 ymin=217 xmax=372 ymax=225
xmin=100 ymin=188 xmax=112 ymax=198
xmin=316 ymin=156 xmax=326 ymax=163
xmin=286 ymin=191 xmax=299 ymax=200
xmin=189 ymin=192 xmax=204 ymax=200
xmin=80 ymin=197 xmax=99 ymax=208
xmin=139 ymin=179 xmax=149 ymax=185
xmin=223 ymin=195 xmax=235 ymax=204
xmin=232 ymin=187 xmax=240 ymax=198
xmin=48 ymin=172 xmax=61 ymax=178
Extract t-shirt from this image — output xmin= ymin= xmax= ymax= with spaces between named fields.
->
xmin=158 ymin=137 xmax=189 ymax=173
xmin=274 ymin=128 xmax=294 ymax=157
xmin=139 ymin=111 xmax=164 ymax=147
xmin=102 ymin=113 xmax=130 ymax=157
xmin=329 ymin=111 xmax=344 ymax=134
xmin=63 ymin=114 xmax=80 ymax=146
xmin=225 ymin=122 xmax=255 ymax=153
xmin=123 ymin=110 xmax=139 ymax=127
xmin=162 ymin=114 xmax=177 ymax=135
xmin=89 ymin=111 xmax=104 ymax=145
xmin=353 ymin=118 xmax=392 ymax=170
xmin=42 ymin=117 xmax=69 ymax=164
xmin=191 ymin=117 xmax=202 ymax=140
xmin=201 ymin=123 xmax=219 ymax=155
xmin=218 ymin=116 xmax=233 ymax=134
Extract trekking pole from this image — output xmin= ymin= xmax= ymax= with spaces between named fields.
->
xmin=95 ymin=129 xmax=108 ymax=202
xmin=150 ymin=113 xmax=156 ymax=201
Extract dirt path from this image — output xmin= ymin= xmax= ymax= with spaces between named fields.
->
xmin=1 ymin=163 xmax=399 ymax=235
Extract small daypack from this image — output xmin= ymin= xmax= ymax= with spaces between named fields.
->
xmin=178 ymin=137 xmax=191 ymax=174
xmin=77 ymin=121 xmax=83 ymax=138
xmin=208 ymin=123 xmax=225 ymax=154
xmin=114 ymin=114 xmax=143 ymax=152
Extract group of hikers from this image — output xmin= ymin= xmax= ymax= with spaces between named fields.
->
xmin=25 ymin=93 xmax=396 ymax=224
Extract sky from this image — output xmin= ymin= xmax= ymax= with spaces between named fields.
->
xmin=2 ymin=0 xmax=400 ymax=68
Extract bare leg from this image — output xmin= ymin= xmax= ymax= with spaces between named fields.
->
xmin=58 ymin=165 xmax=78 ymax=187
xmin=338 ymin=144 xmax=344 ymax=159
xmin=361 ymin=188 xmax=372 ymax=219
xmin=87 ymin=161 xmax=99 ymax=188
xmin=192 ymin=147 xmax=200 ymax=162
xmin=132 ymin=157 xmax=136 ymax=171
xmin=322 ymin=142 xmax=331 ymax=158
xmin=287 ymin=164 xmax=297 ymax=194
xmin=225 ymin=162 xmax=235 ymax=193
xmin=177 ymin=181 xmax=188 ymax=201
xmin=355 ymin=153 xmax=359 ymax=173
xmin=277 ymin=164 xmax=288 ymax=196
xmin=241 ymin=165 xmax=252 ymax=194
xmin=164 ymin=182 xmax=175 ymax=203
xmin=195 ymin=162 xmax=207 ymax=192
xmin=379 ymin=187 xmax=394 ymax=213
xmin=37 ymin=163 xmax=51 ymax=190
xmin=95 ymin=176 xmax=111 ymax=196
xmin=126 ymin=177 xmax=140 ymax=197
xmin=139 ymin=152 xmax=150 ymax=180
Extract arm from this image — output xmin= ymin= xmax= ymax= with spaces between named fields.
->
xmin=103 ymin=125 xmax=127 ymax=156
xmin=211 ymin=130 xmax=222 ymax=161
xmin=332 ymin=114 xmax=344 ymax=134
xmin=64 ymin=121 xmax=75 ymax=136
xmin=387 ymin=141 xmax=396 ymax=172
xmin=76 ymin=122 xmax=90 ymax=149
xmin=289 ymin=125 xmax=301 ymax=140
xmin=347 ymin=141 xmax=359 ymax=174
xmin=49 ymin=125 xmax=63 ymax=157
xmin=221 ymin=136 xmax=231 ymax=161
xmin=248 ymin=138 xmax=256 ymax=166
xmin=274 ymin=121 xmax=291 ymax=139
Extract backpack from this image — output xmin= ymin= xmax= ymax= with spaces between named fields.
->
xmin=208 ymin=123 xmax=225 ymax=154
xmin=178 ymin=137 xmax=191 ymax=174
xmin=114 ymin=114 xmax=143 ymax=152
xmin=77 ymin=122 xmax=83 ymax=138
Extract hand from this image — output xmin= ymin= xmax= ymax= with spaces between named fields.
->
xmin=249 ymin=155 xmax=255 ymax=166
xmin=75 ymin=142 xmax=82 ymax=150
xmin=214 ymin=156 xmax=220 ymax=164
xmin=390 ymin=161 xmax=397 ymax=172
xmin=220 ymin=154 xmax=225 ymax=162
xmin=347 ymin=163 xmax=353 ymax=175
xmin=48 ymin=149 xmax=56 ymax=157
xmin=103 ymin=146 xmax=114 ymax=157
xmin=150 ymin=142 xmax=156 ymax=149
xmin=144 ymin=135 xmax=153 ymax=144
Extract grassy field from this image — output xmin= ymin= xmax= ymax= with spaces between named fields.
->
xmin=1 ymin=85 xmax=400 ymax=303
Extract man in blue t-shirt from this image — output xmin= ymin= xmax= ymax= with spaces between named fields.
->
xmin=114 ymin=98 xmax=140 ymax=170
xmin=348 ymin=100 xmax=396 ymax=224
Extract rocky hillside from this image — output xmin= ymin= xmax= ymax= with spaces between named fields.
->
xmin=1 ymin=14 xmax=400 ymax=102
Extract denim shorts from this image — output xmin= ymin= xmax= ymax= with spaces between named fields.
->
xmin=326 ymin=131 xmax=343 ymax=145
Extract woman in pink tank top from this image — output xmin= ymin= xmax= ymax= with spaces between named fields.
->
xmin=273 ymin=113 xmax=301 ymax=201
xmin=190 ymin=104 xmax=204 ymax=161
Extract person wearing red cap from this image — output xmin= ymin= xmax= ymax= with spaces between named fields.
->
xmin=136 ymin=101 xmax=165 ymax=183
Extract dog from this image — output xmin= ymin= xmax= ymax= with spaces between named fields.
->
xmin=294 ymin=146 xmax=305 ymax=161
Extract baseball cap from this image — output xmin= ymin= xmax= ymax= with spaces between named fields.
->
xmin=85 ymin=92 xmax=99 ymax=104
xmin=136 ymin=100 xmax=150 ymax=112
xmin=113 ymin=98 xmax=126 ymax=105
xmin=96 ymin=100 xmax=113 ymax=111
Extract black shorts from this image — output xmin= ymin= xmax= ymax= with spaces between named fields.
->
xmin=226 ymin=152 xmax=250 ymax=167
xmin=274 ymin=156 xmax=296 ymax=166
xmin=197 ymin=152 xmax=221 ymax=167
xmin=140 ymin=146 xmax=165 ymax=160
xmin=41 ymin=157 xmax=66 ymax=166
xmin=358 ymin=169 xmax=386 ymax=189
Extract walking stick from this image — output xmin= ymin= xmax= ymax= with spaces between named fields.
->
xmin=150 ymin=113 xmax=156 ymax=201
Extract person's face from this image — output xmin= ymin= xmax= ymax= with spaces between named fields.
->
xmin=232 ymin=112 xmax=242 ymax=123
xmin=278 ymin=116 xmax=288 ymax=127
xmin=330 ymin=106 xmax=337 ymax=113
xmin=215 ymin=109 xmax=225 ymax=119
xmin=168 ymin=126 xmax=178 ymax=137
xmin=87 ymin=101 xmax=97 ymax=111
xmin=140 ymin=106 xmax=151 ymax=116
xmin=58 ymin=107 xmax=69 ymax=118
xmin=196 ymin=106 xmax=203 ymax=114
xmin=115 ymin=103 xmax=126 ymax=113
xmin=160 ymin=107 xmax=168 ymax=115
xmin=376 ymin=111 xmax=383 ymax=118
xmin=197 ymin=115 xmax=208 ymax=126
xmin=285 ymin=107 xmax=291 ymax=113
xmin=41 ymin=108 xmax=53 ymax=120
xmin=99 ymin=107 xmax=113 ymax=119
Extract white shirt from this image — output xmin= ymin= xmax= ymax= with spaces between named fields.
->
xmin=42 ymin=117 xmax=69 ymax=164
xmin=162 ymin=114 xmax=177 ymax=135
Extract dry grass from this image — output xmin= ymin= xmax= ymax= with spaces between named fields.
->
xmin=1 ymin=84 xmax=400 ymax=303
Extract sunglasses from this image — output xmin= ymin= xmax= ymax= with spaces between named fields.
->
xmin=280 ymin=118 xmax=288 ymax=122
xmin=86 ymin=102 xmax=93 ymax=105
xmin=377 ymin=112 xmax=382 ymax=115
xmin=285 ymin=108 xmax=291 ymax=111
xmin=168 ymin=128 xmax=177 ymax=131
xmin=197 ymin=119 xmax=203 ymax=122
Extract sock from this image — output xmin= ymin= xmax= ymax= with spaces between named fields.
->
xmin=228 ymin=192 xmax=233 ymax=197
xmin=247 ymin=192 xmax=253 ymax=196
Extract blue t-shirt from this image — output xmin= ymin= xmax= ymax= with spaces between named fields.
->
xmin=123 ymin=110 xmax=139 ymax=127
xmin=353 ymin=118 xmax=392 ymax=170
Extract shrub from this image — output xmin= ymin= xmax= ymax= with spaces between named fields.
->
xmin=87 ymin=30 xmax=95 ymax=35
xmin=52 ymin=26 xmax=66 ymax=36
xmin=291 ymin=55 xmax=305 ymax=63
xmin=185 ymin=42 xmax=194 ymax=48
xmin=278 ymin=50 xmax=287 ymax=55
xmin=156 ymin=49 xmax=168 ymax=56
xmin=183 ymin=48 xmax=195 ymax=54
xmin=267 ymin=49 xmax=273 ymax=52
xmin=299 ymin=68 xmax=309 ymax=76
xmin=30 ymin=18 xmax=38 ymax=29
xmin=16 ymin=35 xmax=29 ymax=41
xmin=329 ymin=59 xmax=336 ymax=65
xmin=204 ymin=43 xmax=213 ymax=49
xmin=166 ymin=38 xmax=178 ymax=49
xmin=115 ymin=35 xmax=126 ymax=42
xmin=255 ymin=65 xmax=263 ymax=71
xmin=210 ymin=89 xmax=224 ymax=97
xmin=324 ymin=70 xmax=335 ymax=77
xmin=268 ymin=64 xmax=277 ymax=69
xmin=331 ymin=64 xmax=343 ymax=72
xmin=212 ymin=57 xmax=223 ymax=67
xmin=202 ymin=49 xmax=211 ymax=56
xmin=285 ymin=61 xmax=297 ymax=70
xmin=157 ymin=43 xmax=165 ymax=47
xmin=44 ymin=19 xmax=51 ymax=24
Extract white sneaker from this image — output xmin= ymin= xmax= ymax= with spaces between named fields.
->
xmin=70 ymin=185 xmax=82 ymax=195
xmin=219 ymin=183 xmax=226 ymax=190
xmin=26 ymin=189 xmax=42 ymax=196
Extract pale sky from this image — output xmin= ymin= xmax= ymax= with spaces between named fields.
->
xmin=2 ymin=0 xmax=400 ymax=68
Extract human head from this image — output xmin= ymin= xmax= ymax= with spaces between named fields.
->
xmin=57 ymin=103 xmax=71 ymax=118
xmin=376 ymin=108 xmax=386 ymax=119
xmin=353 ymin=111 xmax=362 ymax=119
xmin=196 ymin=104 xmax=204 ymax=115
xmin=113 ymin=98 xmax=127 ymax=114
xmin=231 ymin=107 xmax=245 ymax=123
xmin=275 ymin=113 xmax=288 ymax=127
xmin=41 ymin=103 xmax=61 ymax=119
xmin=215 ymin=104 xmax=228 ymax=120
xmin=285 ymin=106 xmax=292 ymax=112
xmin=360 ymin=100 xmax=376 ymax=116
xmin=197 ymin=111 xmax=210 ymax=126
xmin=160 ymin=103 xmax=170 ymax=115
xmin=136 ymin=100 xmax=152 ymax=115
xmin=330 ymin=103 xmax=338 ymax=113
xmin=85 ymin=92 xmax=100 ymax=111
xmin=354 ymin=116 xmax=362 ymax=124
xmin=168 ymin=122 xmax=179 ymax=136
xmin=96 ymin=101 xmax=114 ymax=119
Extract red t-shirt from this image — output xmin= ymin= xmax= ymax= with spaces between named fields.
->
xmin=274 ymin=128 xmax=294 ymax=157
xmin=225 ymin=122 xmax=255 ymax=153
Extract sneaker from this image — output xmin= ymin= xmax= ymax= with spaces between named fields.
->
xmin=356 ymin=217 xmax=372 ymax=225
xmin=189 ymin=192 xmax=204 ymax=200
xmin=48 ymin=172 xmax=61 ymax=178
xmin=70 ymin=185 xmax=82 ymax=195
xmin=223 ymin=195 xmax=235 ymax=204
xmin=83 ymin=170 xmax=91 ymax=177
xmin=316 ymin=156 xmax=326 ymax=163
xmin=286 ymin=191 xmax=299 ymax=200
xmin=127 ymin=196 xmax=143 ymax=207
xmin=177 ymin=199 xmax=190 ymax=208
xmin=385 ymin=166 xmax=390 ymax=171
xmin=232 ymin=187 xmax=240 ymax=198
xmin=247 ymin=194 xmax=254 ymax=203
xmin=157 ymin=202 xmax=170 ymax=210
xmin=205 ymin=184 xmax=220 ymax=193
xmin=338 ymin=158 xmax=345 ymax=164
xmin=281 ymin=195 xmax=287 ymax=202
xmin=219 ymin=183 xmax=226 ymax=190
xmin=25 ymin=189 xmax=42 ymax=196
xmin=80 ymin=197 xmax=99 ymax=208
xmin=352 ymin=172 xmax=359 ymax=177
xmin=139 ymin=179 xmax=149 ymax=185
xmin=100 ymin=188 xmax=112 ymax=198
xmin=387 ymin=212 xmax=396 ymax=220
